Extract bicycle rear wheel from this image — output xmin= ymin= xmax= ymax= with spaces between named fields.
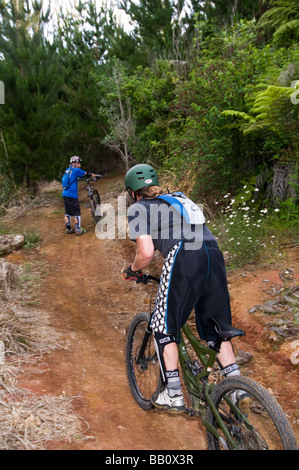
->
xmin=206 ymin=375 xmax=298 ymax=450
xmin=90 ymin=190 xmax=102 ymax=222
xmin=126 ymin=312 xmax=161 ymax=410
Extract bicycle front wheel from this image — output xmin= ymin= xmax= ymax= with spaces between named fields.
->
xmin=206 ymin=375 xmax=298 ymax=450
xmin=126 ymin=313 xmax=161 ymax=410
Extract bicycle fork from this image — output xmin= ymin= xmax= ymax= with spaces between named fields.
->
xmin=137 ymin=325 xmax=153 ymax=368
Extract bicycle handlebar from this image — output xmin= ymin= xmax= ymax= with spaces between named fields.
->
xmin=78 ymin=174 xmax=103 ymax=182
xmin=137 ymin=274 xmax=160 ymax=285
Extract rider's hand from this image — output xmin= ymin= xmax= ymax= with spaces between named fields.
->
xmin=122 ymin=266 xmax=143 ymax=282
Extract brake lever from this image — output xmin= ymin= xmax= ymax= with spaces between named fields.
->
xmin=136 ymin=274 xmax=149 ymax=285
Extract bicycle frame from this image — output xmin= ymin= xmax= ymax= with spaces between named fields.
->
xmin=78 ymin=175 xmax=102 ymax=196
xmin=178 ymin=325 xmax=238 ymax=449
xmin=129 ymin=274 xmax=298 ymax=451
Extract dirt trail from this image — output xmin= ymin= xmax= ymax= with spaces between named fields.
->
xmin=4 ymin=174 xmax=299 ymax=450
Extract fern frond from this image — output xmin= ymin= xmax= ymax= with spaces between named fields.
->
xmin=243 ymin=123 xmax=267 ymax=135
xmin=274 ymin=19 xmax=299 ymax=38
xmin=221 ymin=110 xmax=255 ymax=122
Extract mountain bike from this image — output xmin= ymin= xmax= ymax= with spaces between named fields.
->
xmin=126 ymin=274 xmax=298 ymax=450
xmin=79 ymin=175 xmax=103 ymax=223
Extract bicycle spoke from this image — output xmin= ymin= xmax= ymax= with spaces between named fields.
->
xmin=126 ymin=313 xmax=161 ymax=409
xmin=206 ymin=376 xmax=297 ymax=450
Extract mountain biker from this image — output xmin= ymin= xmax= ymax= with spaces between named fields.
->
xmin=123 ymin=163 xmax=242 ymax=413
xmin=62 ymin=156 xmax=97 ymax=236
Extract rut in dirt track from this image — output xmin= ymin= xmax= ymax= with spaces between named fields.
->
xmin=17 ymin=176 xmax=206 ymax=451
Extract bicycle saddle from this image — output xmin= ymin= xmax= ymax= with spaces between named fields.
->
xmin=208 ymin=317 xmax=245 ymax=340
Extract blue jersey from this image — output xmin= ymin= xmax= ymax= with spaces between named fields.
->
xmin=62 ymin=167 xmax=86 ymax=199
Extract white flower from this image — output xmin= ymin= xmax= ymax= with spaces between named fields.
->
xmin=274 ymin=208 xmax=279 ymax=212
xmin=254 ymin=188 xmax=259 ymax=191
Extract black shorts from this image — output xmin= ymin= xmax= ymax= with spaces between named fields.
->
xmin=151 ymin=241 xmax=232 ymax=343
xmin=63 ymin=197 xmax=81 ymax=217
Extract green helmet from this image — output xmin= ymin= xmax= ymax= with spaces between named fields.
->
xmin=125 ymin=164 xmax=159 ymax=192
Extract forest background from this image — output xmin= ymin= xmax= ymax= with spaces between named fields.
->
xmin=0 ymin=0 xmax=298 ymax=266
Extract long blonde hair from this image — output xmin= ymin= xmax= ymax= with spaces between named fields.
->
xmin=136 ymin=185 xmax=165 ymax=199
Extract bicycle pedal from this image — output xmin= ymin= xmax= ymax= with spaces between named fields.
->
xmin=184 ymin=407 xmax=196 ymax=416
xmin=85 ymin=203 xmax=91 ymax=207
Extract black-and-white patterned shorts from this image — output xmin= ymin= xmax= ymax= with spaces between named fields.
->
xmin=150 ymin=242 xmax=181 ymax=335
xmin=150 ymin=240 xmax=233 ymax=343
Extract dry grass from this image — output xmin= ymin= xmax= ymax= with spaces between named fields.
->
xmin=0 ymin=393 xmax=88 ymax=450
xmin=0 ymin=180 xmax=62 ymax=221
xmin=0 ymin=258 xmax=86 ymax=450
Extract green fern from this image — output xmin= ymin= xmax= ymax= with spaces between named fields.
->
xmin=258 ymin=0 xmax=299 ymax=45
xmin=221 ymin=110 xmax=255 ymax=122
xmin=222 ymin=83 xmax=296 ymax=134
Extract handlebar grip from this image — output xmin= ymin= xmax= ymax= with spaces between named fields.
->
xmin=137 ymin=274 xmax=160 ymax=285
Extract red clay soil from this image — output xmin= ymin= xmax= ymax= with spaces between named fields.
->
xmin=4 ymin=175 xmax=299 ymax=450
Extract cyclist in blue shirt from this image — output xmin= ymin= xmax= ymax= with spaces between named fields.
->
xmin=62 ymin=156 xmax=97 ymax=236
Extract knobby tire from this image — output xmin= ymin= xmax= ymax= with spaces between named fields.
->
xmin=90 ymin=190 xmax=102 ymax=223
xmin=126 ymin=313 xmax=161 ymax=410
xmin=205 ymin=375 xmax=298 ymax=450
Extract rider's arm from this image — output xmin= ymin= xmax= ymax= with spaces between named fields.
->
xmin=131 ymin=235 xmax=154 ymax=271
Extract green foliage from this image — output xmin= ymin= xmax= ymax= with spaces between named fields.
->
xmin=0 ymin=0 xmax=298 ymax=252
xmin=118 ymin=0 xmax=191 ymax=63
xmin=0 ymin=0 xmax=65 ymax=185
xmin=211 ymin=187 xmax=297 ymax=268
xmin=23 ymin=231 xmax=40 ymax=250
xmin=258 ymin=0 xmax=299 ymax=46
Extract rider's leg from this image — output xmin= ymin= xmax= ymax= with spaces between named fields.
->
xmin=163 ymin=342 xmax=181 ymax=396
xmin=74 ymin=215 xmax=86 ymax=235
xmin=218 ymin=340 xmax=238 ymax=368
xmin=64 ymin=215 xmax=71 ymax=230
xmin=153 ymin=332 xmax=185 ymax=412
xmin=163 ymin=341 xmax=179 ymax=370
xmin=74 ymin=216 xmax=80 ymax=231
xmin=217 ymin=341 xmax=240 ymax=377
